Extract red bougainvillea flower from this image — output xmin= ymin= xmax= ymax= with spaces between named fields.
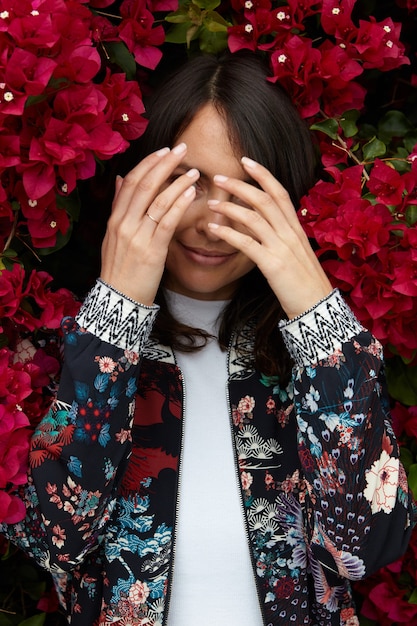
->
xmin=299 ymin=157 xmax=417 ymax=363
xmin=359 ymin=572 xmax=417 ymax=625
xmin=321 ymin=0 xmax=356 ymax=38
xmin=0 ymin=264 xmax=79 ymax=332
xmin=0 ymin=489 xmax=26 ymax=524
xmin=269 ymin=35 xmax=323 ymax=118
xmin=354 ymin=17 xmax=409 ymax=72
xmin=0 ymin=263 xmax=25 ymax=319
xmin=368 ymin=158 xmax=410 ymax=205
xmin=119 ymin=0 xmax=165 ymax=69
xmin=27 ymin=269 xmax=80 ymax=328
xmin=100 ymin=71 xmax=148 ymax=141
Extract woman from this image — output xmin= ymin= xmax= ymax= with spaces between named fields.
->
xmin=2 ymin=51 xmax=415 ymax=626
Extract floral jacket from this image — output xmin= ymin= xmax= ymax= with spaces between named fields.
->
xmin=1 ymin=282 xmax=415 ymax=626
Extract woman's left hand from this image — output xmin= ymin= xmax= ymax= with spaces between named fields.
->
xmin=208 ymin=157 xmax=332 ymax=320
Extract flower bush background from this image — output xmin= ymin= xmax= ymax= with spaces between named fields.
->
xmin=0 ymin=0 xmax=416 ymax=623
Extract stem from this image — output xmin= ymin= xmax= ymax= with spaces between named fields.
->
xmin=93 ymin=9 xmax=122 ymax=20
xmin=3 ymin=211 xmax=18 ymax=253
xmin=16 ymin=235 xmax=42 ymax=263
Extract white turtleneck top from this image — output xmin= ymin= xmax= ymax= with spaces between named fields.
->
xmin=165 ymin=290 xmax=262 ymax=625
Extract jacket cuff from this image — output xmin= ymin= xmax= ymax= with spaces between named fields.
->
xmin=75 ymin=279 xmax=159 ymax=353
xmin=278 ymin=289 xmax=363 ymax=367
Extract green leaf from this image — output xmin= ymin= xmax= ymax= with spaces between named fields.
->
xmin=203 ymin=10 xmax=230 ymax=32
xmin=378 ymin=110 xmax=414 ymax=143
xmin=18 ymin=614 xmax=46 ymax=626
xmin=404 ymin=131 xmax=417 ymax=153
xmin=406 ymin=204 xmax=417 ymax=226
xmin=362 ymin=136 xmax=386 ymax=161
xmin=165 ymin=8 xmax=191 ymax=23
xmin=387 ymin=147 xmax=413 ymax=173
xmin=104 ymin=42 xmax=136 ymax=80
xmin=408 ymin=588 xmax=417 ymax=604
xmin=56 ymin=190 xmax=81 ymax=222
xmin=339 ymin=109 xmax=360 ymax=138
xmin=2 ymin=248 xmax=18 ymax=258
xmin=400 ymin=446 xmax=414 ymax=472
xmin=407 ymin=464 xmax=417 ymax=501
xmin=386 ymin=358 xmax=417 ymax=406
xmin=310 ymin=118 xmax=339 ymax=140
xmin=165 ymin=22 xmax=192 ymax=43
xmin=198 ymin=27 xmax=228 ymax=53
xmin=193 ymin=0 xmax=220 ymax=9
xmin=358 ymin=122 xmax=378 ymax=141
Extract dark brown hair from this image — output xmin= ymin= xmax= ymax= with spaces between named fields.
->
xmin=137 ymin=50 xmax=317 ymax=383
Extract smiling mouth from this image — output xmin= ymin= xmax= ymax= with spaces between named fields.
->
xmin=180 ymin=243 xmax=236 ymax=266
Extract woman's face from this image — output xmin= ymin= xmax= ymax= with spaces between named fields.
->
xmin=163 ymin=104 xmax=256 ymax=300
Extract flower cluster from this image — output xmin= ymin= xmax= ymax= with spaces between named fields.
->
xmin=0 ymin=263 xmax=79 ymax=523
xmin=300 ymin=157 xmax=417 ymax=363
xmin=227 ymin=0 xmax=409 ymax=118
xmin=0 ymin=0 xmax=166 ymax=252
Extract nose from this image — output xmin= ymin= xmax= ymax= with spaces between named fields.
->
xmin=195 ymin=188 xmax=232 ymax=241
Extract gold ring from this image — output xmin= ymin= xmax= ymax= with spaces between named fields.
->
xmin=146 ymin=212 xmax=159 ymax=225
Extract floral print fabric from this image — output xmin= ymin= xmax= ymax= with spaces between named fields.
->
xmin=1 ymin=289 xmax=415 ymax=626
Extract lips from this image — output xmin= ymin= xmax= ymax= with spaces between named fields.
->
xmin=179 ymin=243 xmax=236 ymax=266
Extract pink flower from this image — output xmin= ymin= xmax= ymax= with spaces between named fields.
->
xmin=241 ymin=470 xmax=253 ymax=490
xmin=51 ymin=524 xmax=66 ymax=549
xmin=128 ymin=580 xmax=150 ymax=606
xmin=98 ymin=356 xmax=117 ymax=374
xmin=237 ymin=395 xmax=255 ymax=414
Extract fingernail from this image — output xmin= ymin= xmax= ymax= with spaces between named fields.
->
xmin=208 ymin=222 xmax=219 ymax=229
xmin=186 ymin=168 xmax=199 ymax=178
xmin=207 ymin=199 xmax=220 ymax=207
xmin=214 ymin=174 xmax=228 ymax=183
xmin=156 ymin=147 xmax=170 ymax=157
xmin=172 ymin=142 xmax=187 ymax=155
xmin=241 ymin=156 xmax=257 ymax=168
xmin=183 ymin=186 xmax=196 ymax=198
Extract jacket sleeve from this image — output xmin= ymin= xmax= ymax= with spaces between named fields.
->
xmin=279 ymin=289 xmax=417 ymax=583
xmin=0 ymin=280 xmax=159 ymax=574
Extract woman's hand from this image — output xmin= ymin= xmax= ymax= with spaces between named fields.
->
xmin=207 ymin=157 xmax=332 ymax=320
xmin=100 ymin=143 xmax=200 ymax=306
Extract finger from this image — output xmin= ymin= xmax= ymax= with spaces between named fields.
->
xmin=206 ymin=221 xmax=264 ymax=266
xmin=111 ymin=143 xmax=188 ymax=223
xmin=213 ymin=164 xmax=316 ymax=260
xmin=240 ymin=157 xmax=306 ymax=232
xmin=142 ymin=168 xmax=200 ymax=228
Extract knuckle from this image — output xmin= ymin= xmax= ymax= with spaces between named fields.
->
xmin=151 ymin=194 xmax=169 ymax=213
xmin=262 ymin=194 xmax=276 ymax=211
xmin=240 ymin=233 xmax=255 ymax=250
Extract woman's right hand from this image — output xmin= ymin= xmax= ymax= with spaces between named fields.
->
xmin=100 ymin=143 xmax=200 ymax=306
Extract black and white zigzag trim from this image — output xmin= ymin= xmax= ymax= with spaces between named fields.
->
xmin=278 ymin=289 xmax=363 ymax=367
xmin=76 ymin=279 xmax=159 ymax=353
